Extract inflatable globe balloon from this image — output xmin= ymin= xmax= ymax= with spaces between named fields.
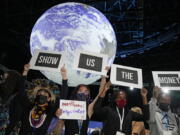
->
xmin=30 ymin=2 xmax=117 ymax=87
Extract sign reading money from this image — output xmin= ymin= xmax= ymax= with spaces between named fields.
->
xmin=152 ymin=71 xmax=180 ymax=90
xmin=110 ymin=64 xmax=143 ymax=89
xmin=30 ymin=50 xmax=64 ymax=71
xmin=73 ymin=50 xmax=108 ymax=75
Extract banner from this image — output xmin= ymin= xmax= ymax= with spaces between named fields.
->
xmin=59 ymin=100 xmax=86 ymax=120
xmin=110 ymin=64 xmax=143 ymax=89
xmin=152 ymin=71 xmax=180 ymax=90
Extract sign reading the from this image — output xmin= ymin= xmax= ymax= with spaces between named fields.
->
xmin=152 ymin=71 xmax=180 ymax=90
xmin=73 ymin=50 xmax=108 ymax=75
xmin=110 ymin=64 xmax=143 ymax=89
xmin=30 ymin=50 xmax=64 ymax=72
xmin=59 ymin=100 xmax=86 ymax=120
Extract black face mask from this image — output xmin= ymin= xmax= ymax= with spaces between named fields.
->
xmin=158 ymin=103 xmax=170 ymax=112
xmin=35 ymin=95 xmax=48 ymax=105
xmin=75 ymin=93 xmax=90 ymax=102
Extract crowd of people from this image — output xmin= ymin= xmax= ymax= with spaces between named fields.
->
xmin=0 ymin=64 xmax=180 ymax=135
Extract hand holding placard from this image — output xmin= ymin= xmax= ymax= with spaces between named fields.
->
xmin=153 ymin=86 xmax=161 ymax=99
xmin=140 ymin=88 xmax=148 ymax=105
xmin=55 ymin=108 xmax=62 ymax=118
xmin=60 ymin=64 xmax=67 ymax=80
xmin=141 ymin=88 xmax=148 ymax=98
xmin=22 ymin=63 xmax=30 ymax=76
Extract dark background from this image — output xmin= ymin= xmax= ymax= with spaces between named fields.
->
xmin=0 ymin=0 xmax=180 ymax=109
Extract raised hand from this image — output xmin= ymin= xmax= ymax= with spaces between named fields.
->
xmin=22 ymin=63 xmax=30 ymax=76
xmin=141 ymin=88 xmax=148 ymax=98
xmin=24 ymin=63 xmax=30 ymax=71
xmin=153 ymin=86 xmax=161 ymax=99
xmin=99 ymin=81 xmax=111 ymax=98
xmin=60 ymin=64 xmax=67 ymax=80
xmin=56 ymin=108 xmax=62 ymax=118
xmin=141 ymin=88 xmax=148 ymax=105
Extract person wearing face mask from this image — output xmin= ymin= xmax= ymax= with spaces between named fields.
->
xmin=145 ymin=86 xmax=180 ymax=135
xmin=5 ymin=64 xmax=68 ymax=135
xmin=93 ymin=82 xmax=149 ymax=135
xmin=64 ymin=84 xmax=91 ymax=135
xmin=63 ymin=70 xmax=111 ymax=135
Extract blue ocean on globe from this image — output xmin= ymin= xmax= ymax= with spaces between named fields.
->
xmin=30 ymin=2 xmax=117 ymax=86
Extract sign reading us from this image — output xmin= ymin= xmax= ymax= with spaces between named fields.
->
xmin=152 ymin=71 xmax=180 ymax=90
xmin=78 ymin=54 xmax=102 ymax=71
xmin=110 ymin=64 xmax=143 ymax=89
xmin=30 ymin=50 xmax=64 ymax=72
xmin=73 ymin=50 xmax=108 ymax=76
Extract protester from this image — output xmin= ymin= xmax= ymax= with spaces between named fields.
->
xmin=93 ymin=82 xmax=149 ymax=135
xmin=0 ymin=70 xmax=23 ymax=135
xmin=144 ymin=86 xmax=180 ymax=135
xmin=5 ymin=64 xmax=68 ymax=135
xmin=64 ymin=69 xmax=110 ymax=135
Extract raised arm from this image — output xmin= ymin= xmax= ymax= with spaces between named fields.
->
xmin=148 ymin=86 xmax=161 ymax=123
xmin=59 ymin=65 xmax=68 ymax=99
xmin=92 ymin=78 xmax=111 ymax=120
xmin=140 ymin=88 xmax=149 ymax=120
xmin=88 ymin=67 xmax=110 ymax=118
xmin=88 ymin=76 xmax=106 ymax=118
xmin=141 ymin=88 xmax=148 ymax=105
xmin=17 ymin=64 xmax=31 ymax=108
xmin=22 ymin=63 xmax=30 ymax=77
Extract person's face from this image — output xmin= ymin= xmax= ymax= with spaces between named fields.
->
xmin=0 ymin=73 xmax=8 ymax=83
xmin=159 ymin=94 xmax=171 ymax=104
xmin=116 ymin=91 xmax=126 ymax=100
xmin=3 ymin=73 xmax=9 ymax=80
xmin=77 ymin=86 xmax=90 ymax=96
xmin=37 ymin=90 xmax=51 ymax=102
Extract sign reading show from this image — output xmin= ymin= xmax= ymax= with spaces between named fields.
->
xmin=30 ymin=50 xmax=64 ymax=72
xmin=73 ymin=50 xmax=108 ymax=75
xmin=152 ymin=71 xmax=180 ymax=90
xmin=110 ymin=64 xmax=143 ymax=89
xmin=59 ymin=99 xmax=86 ymax=120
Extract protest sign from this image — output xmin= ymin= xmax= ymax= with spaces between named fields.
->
xmin=110 ymin=64 xmax=143 ymax=89
xmin=73 ymin=50 xmax=108 ymax=75
xmin=30 ymin=50 xmax=64 ymax=71
xmin=59 ymin=100 xmax=86 ymax=120
xmin=152 ymin=71 xmax=180 ymax=90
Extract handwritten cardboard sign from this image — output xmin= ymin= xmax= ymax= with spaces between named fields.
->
xmin=30 ymin=50 xmax=64 ymax=72
xmin=110 ymin=64 xmax=143 ymax=89
xmin=73 ymin=50 xmax=108 ymax=76
xmin=152 ymin=71 xmax=180 ymax=90
xmin=59 ymin=100 xmax=86 ymax=120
